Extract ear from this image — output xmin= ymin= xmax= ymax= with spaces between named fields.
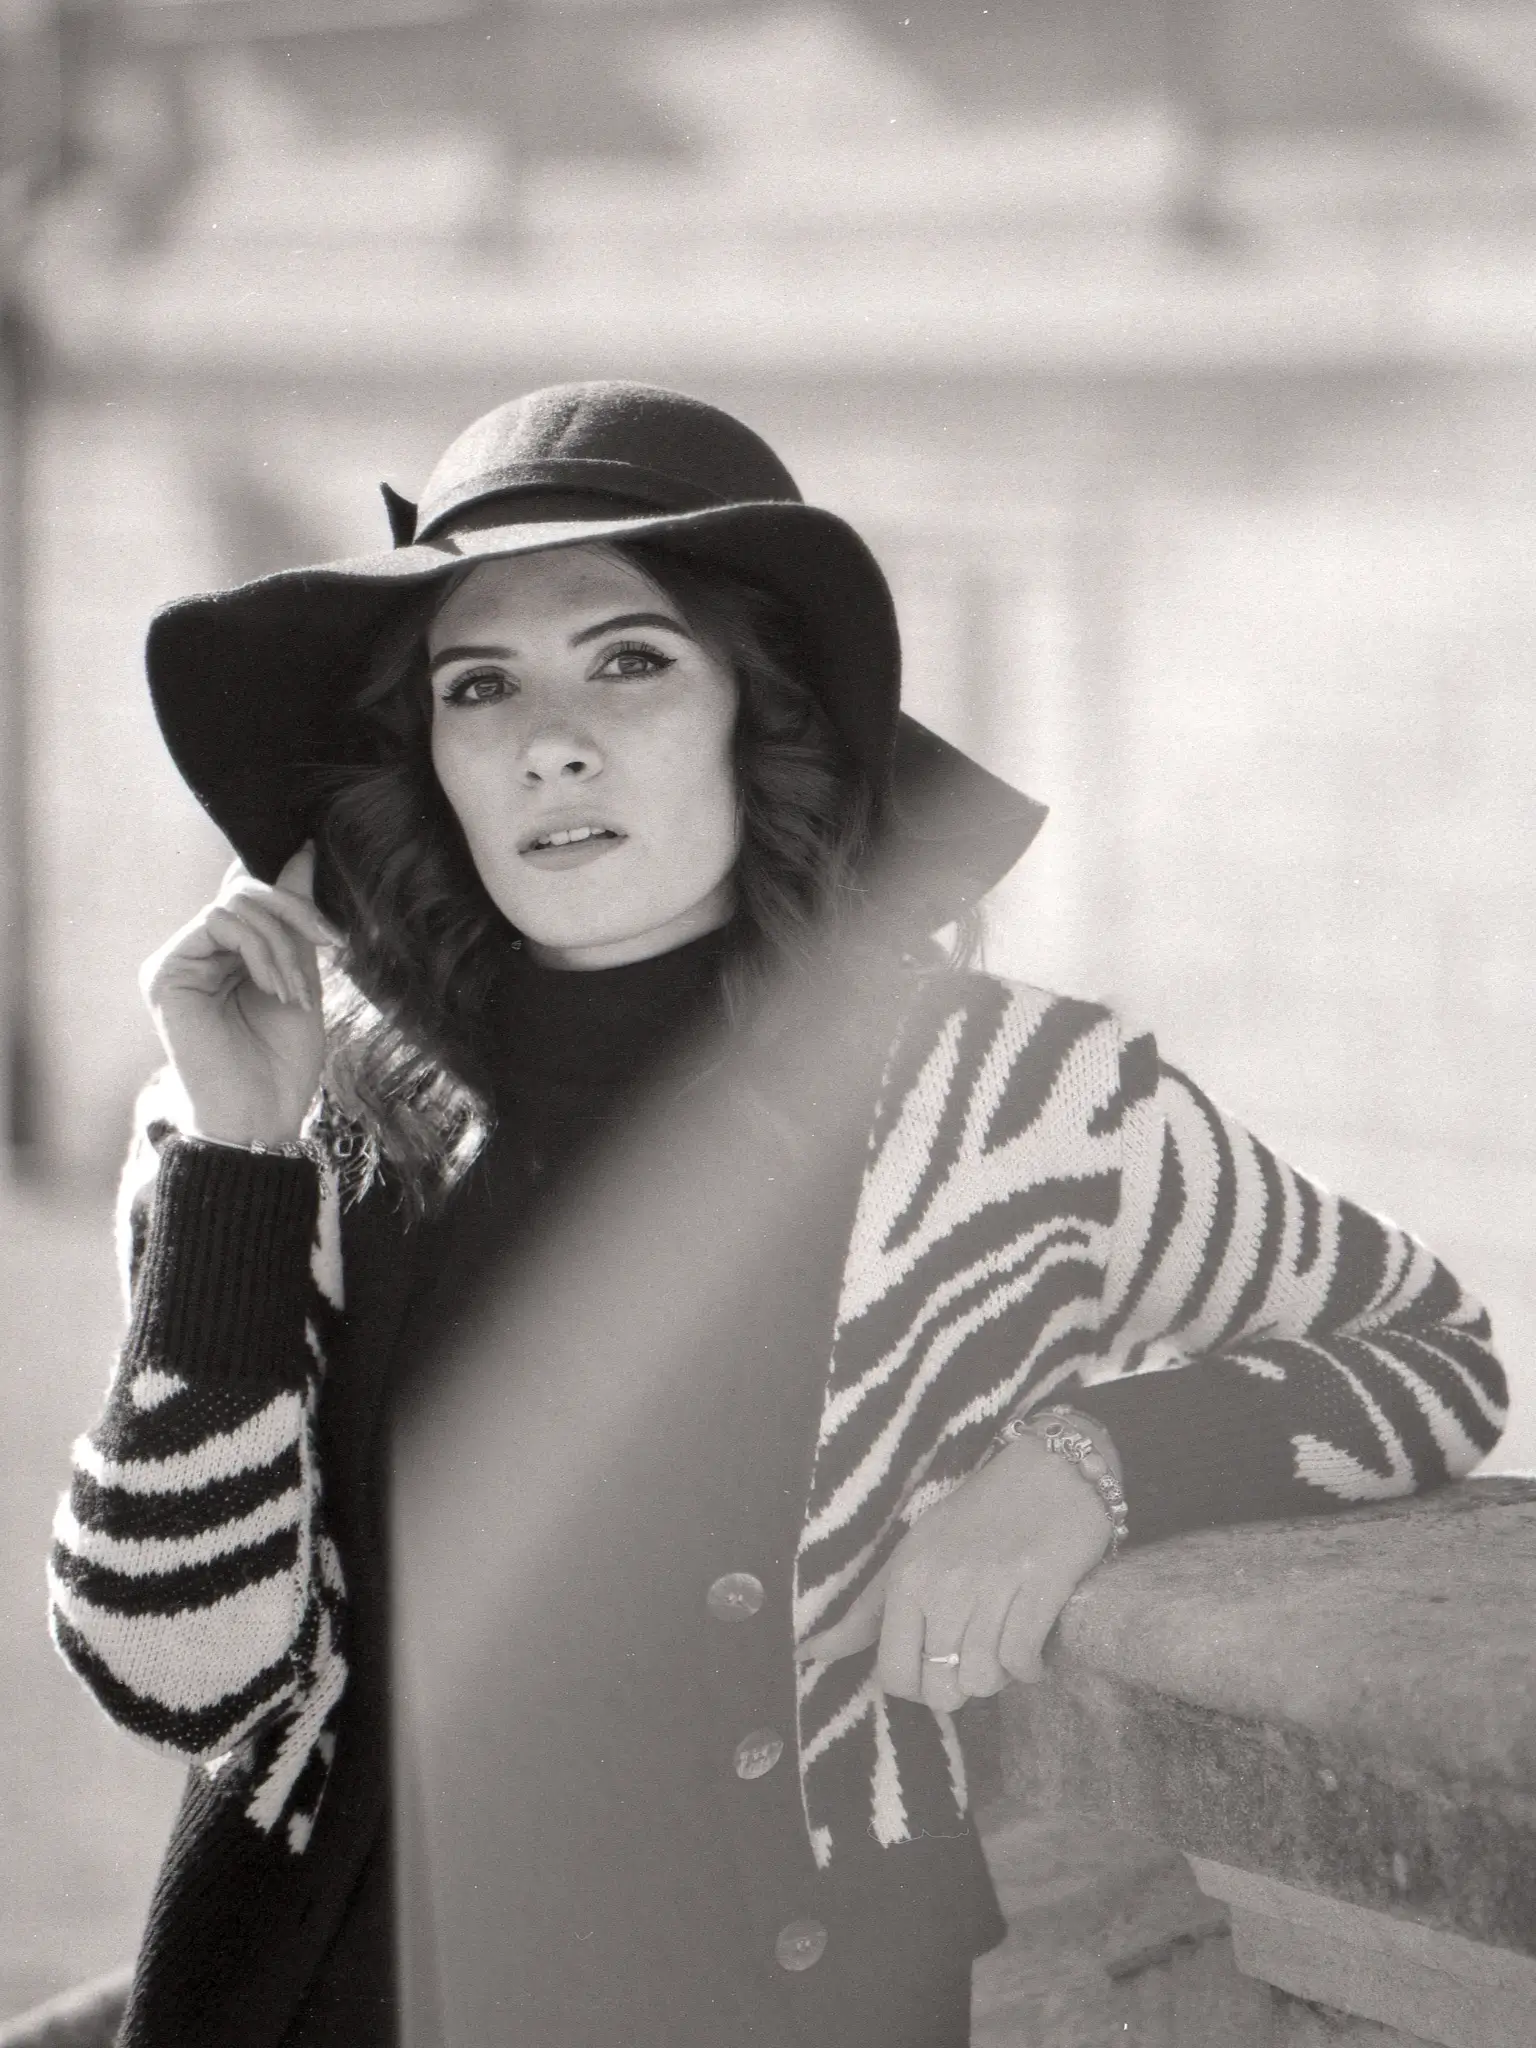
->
xmin=380 ymin=483 xmax=419 ymax=548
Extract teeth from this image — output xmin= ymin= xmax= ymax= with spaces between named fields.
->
xmin=533 ymin=825 xmax=612 ymax=849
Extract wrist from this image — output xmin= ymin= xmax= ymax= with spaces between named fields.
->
xmin=185 ymin=1103 xmax=309 ymax=1147
xmin=185 ymin=1128 xmax=317 ymax=1161
xmin=125 ymin=1138 xmax=324 ymax=1381
xmin=992 ymin=1404 xmax=1129 ymax=1556
xmin=1034 ymin=1404 xmax=1122 ymax=1485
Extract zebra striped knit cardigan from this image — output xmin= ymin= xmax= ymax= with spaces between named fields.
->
xmin=51 ymin=974 xmax=1506 ymax=1892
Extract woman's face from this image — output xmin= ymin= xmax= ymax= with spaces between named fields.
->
xmin=427 ymin=546 xmax=740 ymax=970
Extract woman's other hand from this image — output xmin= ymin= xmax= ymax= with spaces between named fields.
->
xmin=795 ymin=1429 xmax=1118 ymax=1717
xmin=139 ymin=845 xmax=339 ymax=1145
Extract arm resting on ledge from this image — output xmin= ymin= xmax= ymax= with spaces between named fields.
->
xmin=1067 ymin=1036 xmax=1506 ymax=1546
xmin=996 ymin=1479 xmax=1536 ymax=1964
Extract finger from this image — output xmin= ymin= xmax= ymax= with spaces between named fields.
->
xmin=202 ymin=904 xmax=295 ymax=1007
xmin=219 ymin=899 xmax=315 ymax=1010
xmin=915 ymin=1579 xmax=976 ymax=1713
xmin=875 ymin=1583 xmax=928 ymax=1702
xmin=226 ymin=880 xmax=339 ymax=954
xmin=270 ymin=889 xmax=342 ymax=951
xmin=797 ymin=1571 xmax=888 ymax=1665
xmin=957 ymin=1577 xmax=1018 ymax=1699
xmin=144 ymin=942 xmax=248 ymax=1008
xmin=140 ymin=911 xmax=226 ymax=999
xmin=918 ymin=1630 xmax=969 ymax=1715
xmin=271 ymin=845 xmax=340 ymax=946
xmin=997 ymin=1574 xmax=1072 ymax=1686
xmin=275 ymin=844 xmax=315 ymax=899
xmin=222 ymin=864 xmax=339 ymax=955
xmin=231 ymin=895 xmax=327 ymax=1004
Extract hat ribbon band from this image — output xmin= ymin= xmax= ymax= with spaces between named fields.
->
xmin=414 ymin=455 xmax=780 ymax=545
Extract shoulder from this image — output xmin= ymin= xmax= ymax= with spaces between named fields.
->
xmin=868 ymin=970 xmax=1161 ymax=1148
xmin=880 ymin=968 xmax=1127 ymax=1071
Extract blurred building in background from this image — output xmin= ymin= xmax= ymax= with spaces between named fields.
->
xmin=4 ymin=0 xmax=1535 ymax=1368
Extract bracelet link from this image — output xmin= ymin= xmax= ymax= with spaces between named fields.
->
xmin=188 ymin=1131 xmax=323 ymax=1166
xmin=993 ymin=1404 xmax=1129 ymax=1557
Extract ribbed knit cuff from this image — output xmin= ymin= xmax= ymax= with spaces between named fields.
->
xmin=124 ymin=1136 xmax=321 ymax=1384
xmin=1069 ymin=1365 xmax=1295 ymax=1549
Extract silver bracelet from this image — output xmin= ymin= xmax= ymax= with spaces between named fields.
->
xmin=187 ymin=1131 xmax=322 ymax=1164
xmin=992 ymin=1403 xmax=1129 ymax=1557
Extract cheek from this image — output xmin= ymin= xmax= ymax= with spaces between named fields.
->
xmin=429 ymin=727 xmax=495 ymax=848
xmin=427 ymin=720 xmax=460 ymax=810
xmin=655 ymin=697 xmax=740 ymax=863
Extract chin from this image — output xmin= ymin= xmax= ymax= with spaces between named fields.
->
xmin=507 ymin=902 xmax=649 ymax=952
xmin=503 ymin=881 xmax=732 ymax=952
xmin=511 ymin=893 xmax=735 ymax=967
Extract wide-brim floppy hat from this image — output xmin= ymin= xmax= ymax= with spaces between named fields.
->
xmin=146 ymin=380 xmax=1045 ymax=928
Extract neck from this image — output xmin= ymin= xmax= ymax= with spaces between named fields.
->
xmin=522 ymin=886 xmax=735 ymax=972
xmin=486 ymin=920 xmax=734 ymax=1095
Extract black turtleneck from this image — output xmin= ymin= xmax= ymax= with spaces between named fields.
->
xmin=404 ymin=927 xmax=733 ymax=1347
xmin=488 ymin=924 xmax=729 ymax=1144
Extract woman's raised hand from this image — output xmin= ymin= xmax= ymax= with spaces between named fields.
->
xmin=794 ymin=1432 xmax=1117 ymax=1717
xmin=139 ymin=845 xmax=339 ymax=1146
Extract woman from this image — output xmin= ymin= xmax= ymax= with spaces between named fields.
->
xmin=48 ymin=382 xmax=1505 ymax=2048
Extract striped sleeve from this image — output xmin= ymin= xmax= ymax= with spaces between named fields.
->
xmin=1076 ymin=1033 xmax=1508 ymax=1543
xmin=48 ymin=1101 xmax=345 ymax=1772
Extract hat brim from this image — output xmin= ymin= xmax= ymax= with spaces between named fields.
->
xmin=146 ymin=502 xmax=1045 ymax=921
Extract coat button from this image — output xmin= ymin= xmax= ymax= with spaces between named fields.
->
xmin=732 ymin=1728 xmax=785 ymax=1780
xmin=774 ymin=1919 xmax=828 ymax=1972
xmin=706 ymin=1572 xmax=765 ymax=1621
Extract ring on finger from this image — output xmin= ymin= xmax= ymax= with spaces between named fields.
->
xmin=921 ymin=1651 xmax=961 ymax=1668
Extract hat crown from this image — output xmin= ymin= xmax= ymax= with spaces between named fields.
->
xmin=417 ymin=381 xmax=803 ymax=538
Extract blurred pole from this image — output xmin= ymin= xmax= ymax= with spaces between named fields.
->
xmin=1165 ymin=0 xmax=1239 ymax=248
xmin=475 ymin=0 xmax=530 ymax=257
xmin=0 ymin=292 xmax=38 ymax=1166
xmin=0 ymin=1 xmax=63 ymax=1173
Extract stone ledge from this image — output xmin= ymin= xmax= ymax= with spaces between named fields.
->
xmin=997 ymin=1478 xmax=1536 ymax=1956
xmin=970 ymin=1800 xmax=1265 ymax=2046
xmin=1191 ymin=1859 xmax=1536 ymax=2048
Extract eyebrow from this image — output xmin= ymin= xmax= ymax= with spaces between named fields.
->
xmin=569 ymin=610 xmax=693 ymax=647
xmin=429 ymin=643 xmax=510 ymax=675
xmin=429 ymin=612 xmax=693 ymax=676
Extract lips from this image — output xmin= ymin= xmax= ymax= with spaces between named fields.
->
xmin=517 ymin=816 xmax=628 ymax=869
xmin=524 ymin=823 xmax=622 ymax=853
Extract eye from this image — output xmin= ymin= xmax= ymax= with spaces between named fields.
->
xmin=594 ymin=640 xmax=676 ymax=680
xmin=440 ymin=667 xmax=514 ymax=707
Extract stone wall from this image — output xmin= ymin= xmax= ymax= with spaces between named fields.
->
xmin=973 ymin=1478 xmax=1536 ymax=2045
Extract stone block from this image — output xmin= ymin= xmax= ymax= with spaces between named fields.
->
xmin=1190 ymin=1859 xmax=1536 ymax=2048
xmin=972 ymin=1801 xmax=1270 ymax=2046
xmin=1271 ymin=1991 xmax=1436 ymax=2048
xmin=998 ymin=1479 xmax=1536 ymax=1952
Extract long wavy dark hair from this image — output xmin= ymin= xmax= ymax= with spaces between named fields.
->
xmin=310 ymin=537 xmax=906 ymax=1211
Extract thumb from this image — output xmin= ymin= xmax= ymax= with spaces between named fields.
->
xmin=796 ymin=1565 xmax=890 ymax=1665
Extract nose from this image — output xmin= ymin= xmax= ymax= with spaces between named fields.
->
xmin=519 ymin=723 xmax=602 ymax=786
